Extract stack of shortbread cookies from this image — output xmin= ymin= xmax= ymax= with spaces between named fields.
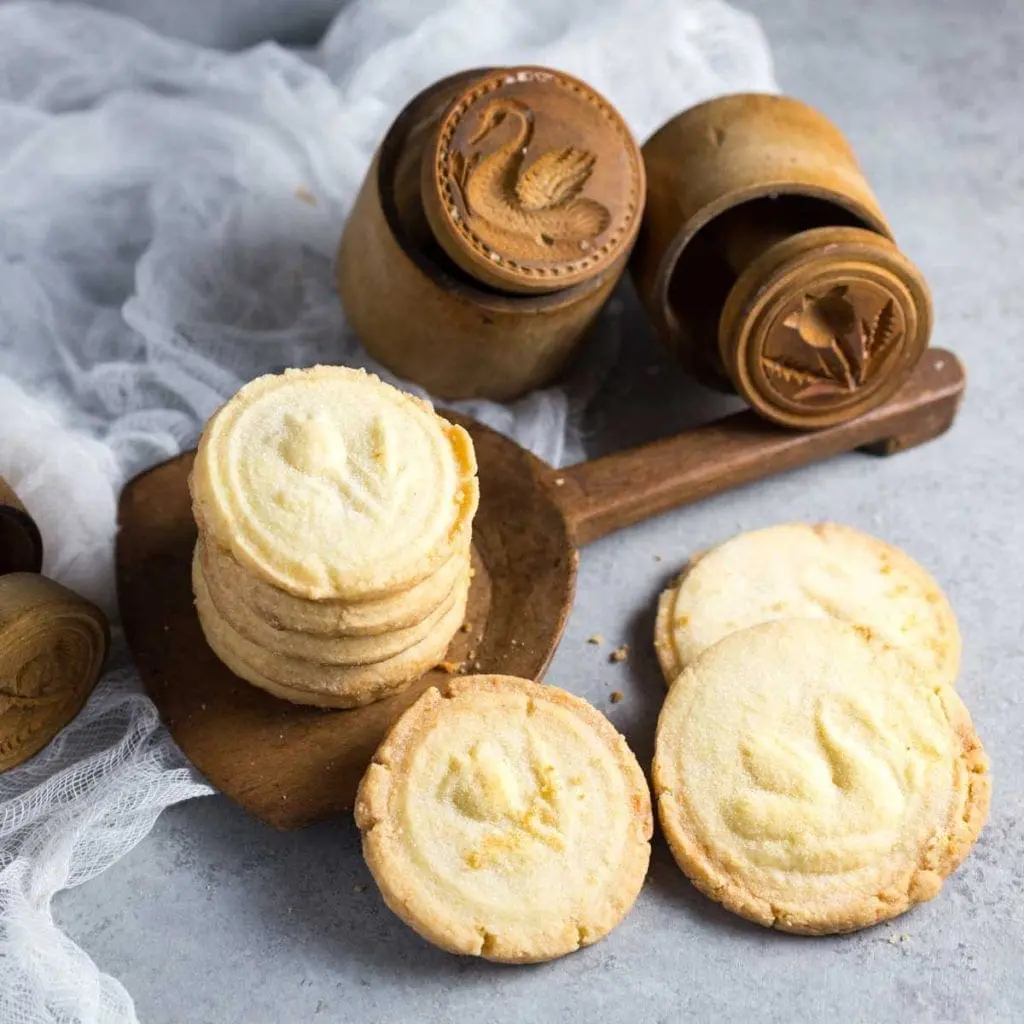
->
xmin=651 ymin=523 xmax=991 ymax=935
xmin=189 ymin=365 xmax=478 ymax=708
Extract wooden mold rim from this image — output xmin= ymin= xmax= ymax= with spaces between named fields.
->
xmin=425 ymin=66 xmax=644 ymax=290
xmin=375 ymin=69 xmax=618 ymax=314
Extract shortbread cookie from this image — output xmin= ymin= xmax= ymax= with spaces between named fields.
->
xmin=655 ymin=522 xmax=960 ymax=687
xmin=653 ymin=619 xmax=990 ymax=935
xmin=196 ymin=544 xmax=461 ymax=665
xmin=194 ymin=559 xmax=469 ymax=707
xmin=355 ymin=676 xmax=652 ymax=963
xmin=190 ymin=365 xmax=478 ymax=601
xmin=201 ymin=534 xmax=470 ymax=637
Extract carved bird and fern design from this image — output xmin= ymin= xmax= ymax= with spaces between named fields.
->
xmin=762 ymin=285 xmax=904 ymax=402
xmin=445 ymin=98 xmax=612 ymax=261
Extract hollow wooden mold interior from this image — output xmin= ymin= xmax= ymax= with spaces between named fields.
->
xmin=631 ymin=92 xmax=935 ymax=433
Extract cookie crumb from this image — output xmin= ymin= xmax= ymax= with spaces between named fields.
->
xmin=294 ymin=185 xmax=317 ymax=205
xmin=609 ymin=645 xmax=629 ymax=663
xmin=554 ymin=477 xmax=565 ymax=487
xmin=610 ymin=691 xmax=624 ymax=704
xmin=460 ymin=622 xmax=473 ymax=633
xmin=587 ymin=634 xmax=604 ymax=645
xmin=437 ymin=660 xmax=463 ymax=674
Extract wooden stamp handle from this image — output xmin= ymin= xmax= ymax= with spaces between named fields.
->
xmin=558 ymin=348 xmax=964 ymax=546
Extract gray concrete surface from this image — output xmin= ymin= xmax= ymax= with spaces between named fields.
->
xmin=52 ymin=1 xmax=1024 ymax=1021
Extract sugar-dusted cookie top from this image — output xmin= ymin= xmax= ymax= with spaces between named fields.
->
xmin=653 ymin=619 xmax=990 ymax=935
xmin=655 ymin=522 xmax=960 ymax=687
xmin=355 ymin=675 xmax=652 ymax=963
xmin=190 ymin=366 xmax=478 ymax=601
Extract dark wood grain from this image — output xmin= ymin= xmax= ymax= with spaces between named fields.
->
xmin=559 ymin=348 xmax=963 ymax=545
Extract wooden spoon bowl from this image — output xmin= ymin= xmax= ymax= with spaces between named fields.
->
xmin=117 ymin=349 xmax=964 ymax=828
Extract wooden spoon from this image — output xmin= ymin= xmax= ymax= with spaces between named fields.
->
xmin=117 ymin=348 xmax=963 ymax=828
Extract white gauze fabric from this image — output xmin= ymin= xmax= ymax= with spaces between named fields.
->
xmin=0 ymin=1 xmax=777 ymax=1020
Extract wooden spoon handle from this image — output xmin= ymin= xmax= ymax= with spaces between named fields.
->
xmin=558 ymin=348 xmax=965 ymax=546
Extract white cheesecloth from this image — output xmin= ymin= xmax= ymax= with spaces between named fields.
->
xmin=0 ymin=1 xmax=776 ymax=1020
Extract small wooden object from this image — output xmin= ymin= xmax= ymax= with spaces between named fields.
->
xmin=631 ymin=94 xmax=933 ymax=429
xmin=117 ymin=349 xmax=963 ymax=829
xmin=337 ymin=66 xmax=644 ymax=401
xmin=0 ymin=476 xmax=110 ymax=772
xmin=0 ymin=573 xmax=109 ymax=771
xmin=0 ymin=477 xmax=44 ymax=576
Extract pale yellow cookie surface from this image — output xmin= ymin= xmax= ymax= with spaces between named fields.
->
xmin=653 ymin=619 xmax=990 ymax=935
xmin=197 ymin=541 xmax=461 ymax=665
xmin=655 ymin=522 xmax=960 ymax=686
xmin=193 ymin=555 xmax=469 ymax=707
xmin=201 ymin=535 xmax=470 ymax=637
xmin=191 ymin=365 xmax=478 ymax=601
xmin=355 ymin=676 xmax=652 ymax=963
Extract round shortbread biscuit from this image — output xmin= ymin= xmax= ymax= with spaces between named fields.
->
xmin=654 ymin=522 xmax=960 ymax=687
xmin=196 ymin=542 xmax=463 ymax=665
xmin=190 ymin=365 xmax=478 ymax=601
xmin=653 ymin=619 xmax=990 ymax=935
xmin=193 ymin=556 xmax=469 ymax=708
xmin=355 ymin=676 xmax=652 ymax=963
xmin=200 ymin=534 xmax=470 ymax=637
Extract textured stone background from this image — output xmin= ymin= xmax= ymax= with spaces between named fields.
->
xmin=32 ymin=0 xmax=1024 ymax=1021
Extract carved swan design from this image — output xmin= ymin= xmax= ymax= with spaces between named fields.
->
xmin=448 ymin=98 xmax=611 ymax=260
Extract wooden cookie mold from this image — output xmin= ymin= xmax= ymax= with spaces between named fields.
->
xmin=0 ymin=478 xmax=109 ymax=772
xmin=337 ymin=66 xmax=644 ymax=402
xmin=631 ymin=93 xmax=933 ymax=429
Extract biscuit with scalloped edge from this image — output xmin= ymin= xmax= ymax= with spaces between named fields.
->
xmin=197 ymin=540 xmax=465 ymax=664
xmin=653 ymin=618 xmax=989 ymax=935
xmin=200 ymin=534 xmax=470 ymax=638
xmin=190 ymin=365 xmax=478 ymax=601
xmin=655 ymin=523 xmax=960 ymax=687
xmin=355 ymin=675 xmax=652 ymax=962
xmin=193 ymin=552 xmax=468 ymax=708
